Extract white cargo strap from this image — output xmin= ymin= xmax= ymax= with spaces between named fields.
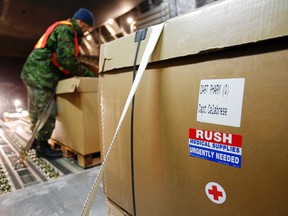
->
xmin=25 ymin=98 xmax=55 ymax=151
xmin=14 ymin=90 xmax=55 ymax=170
xmin=24 ymin=91 xmax=55 ymax=151
xmin=80 ymin=22 xmax=165 ymax=216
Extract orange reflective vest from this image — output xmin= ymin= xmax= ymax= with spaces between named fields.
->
xmin=34 ymin=20 xmax=79 ymax=75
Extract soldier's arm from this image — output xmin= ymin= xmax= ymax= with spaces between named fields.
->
xmin=54 ymin=26 xmax=96 ymax=77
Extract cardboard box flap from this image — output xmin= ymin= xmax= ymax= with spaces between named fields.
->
xmin=56 ymin=77 xmax=98 ymax=94
xmin=100 ymin=0 xmax=288 ymax=73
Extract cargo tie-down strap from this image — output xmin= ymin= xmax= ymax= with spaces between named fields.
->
xmin=80 ymin=22 xmax=165 ymax=216
xmin=14 ymin=90 xmax=55 ymax=170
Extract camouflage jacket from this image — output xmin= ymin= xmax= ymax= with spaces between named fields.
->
xmin=21 ymin=18 xmax=96 ymax=90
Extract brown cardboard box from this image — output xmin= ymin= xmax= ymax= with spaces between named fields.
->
xmin=99 ymin=0 xmax=288 ymax=215
xmin=51 ymin=77 xmax=100 ymax=156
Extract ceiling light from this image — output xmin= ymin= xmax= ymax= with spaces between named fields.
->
xmin=107 ymin=18 xmax=114 ymax=25
xmin=127 ymin=17 xmax=134 ymax=24
xmin=86 ymin=35 xmax=92 ymax=41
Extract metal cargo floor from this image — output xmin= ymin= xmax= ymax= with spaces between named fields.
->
xmin=0 ymin=167 xmax=106 ymax=216
xmin=0 ymin=119 xmax=106 ymax=215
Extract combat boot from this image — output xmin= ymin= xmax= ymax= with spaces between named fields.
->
xmin=36 ymin=140 xmax=63 ymax=159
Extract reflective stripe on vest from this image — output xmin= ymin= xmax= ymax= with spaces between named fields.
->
xmin=34 ymin=20 xmax=79 ymax=75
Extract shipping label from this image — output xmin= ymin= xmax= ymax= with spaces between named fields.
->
xmin=197 ymin=78 xmax=245 ymax=127
xmin=189 ymin=128 xmax=242 ymax=168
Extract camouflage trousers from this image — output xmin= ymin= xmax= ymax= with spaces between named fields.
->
xmin=26 ymin=86 xmax=57 ymax=141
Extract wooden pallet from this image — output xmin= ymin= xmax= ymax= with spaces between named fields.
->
xmin=48 ymin=139 xmax=101 ymax=168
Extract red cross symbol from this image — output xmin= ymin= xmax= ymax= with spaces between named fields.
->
xmin=208 ymin=185 xmax=223 ymax=201
xmin=205 ymin=182 xmax=226 ymax=204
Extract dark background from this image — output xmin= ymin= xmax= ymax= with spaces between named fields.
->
xmin=0 ymin=56 xmax=26 ymax=116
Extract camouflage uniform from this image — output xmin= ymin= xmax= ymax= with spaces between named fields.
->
xmin=21 ymin=18 xmax=96 ymax=141
xmin=26 ymin=86 xmax=56 ymax=141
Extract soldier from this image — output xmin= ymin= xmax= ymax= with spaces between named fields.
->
xmin=21 ymin=8 xmax=97 ymax=159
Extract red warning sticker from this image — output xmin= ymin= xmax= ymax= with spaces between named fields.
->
xmin=189 ymin=128 xmax=243 ymax=168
